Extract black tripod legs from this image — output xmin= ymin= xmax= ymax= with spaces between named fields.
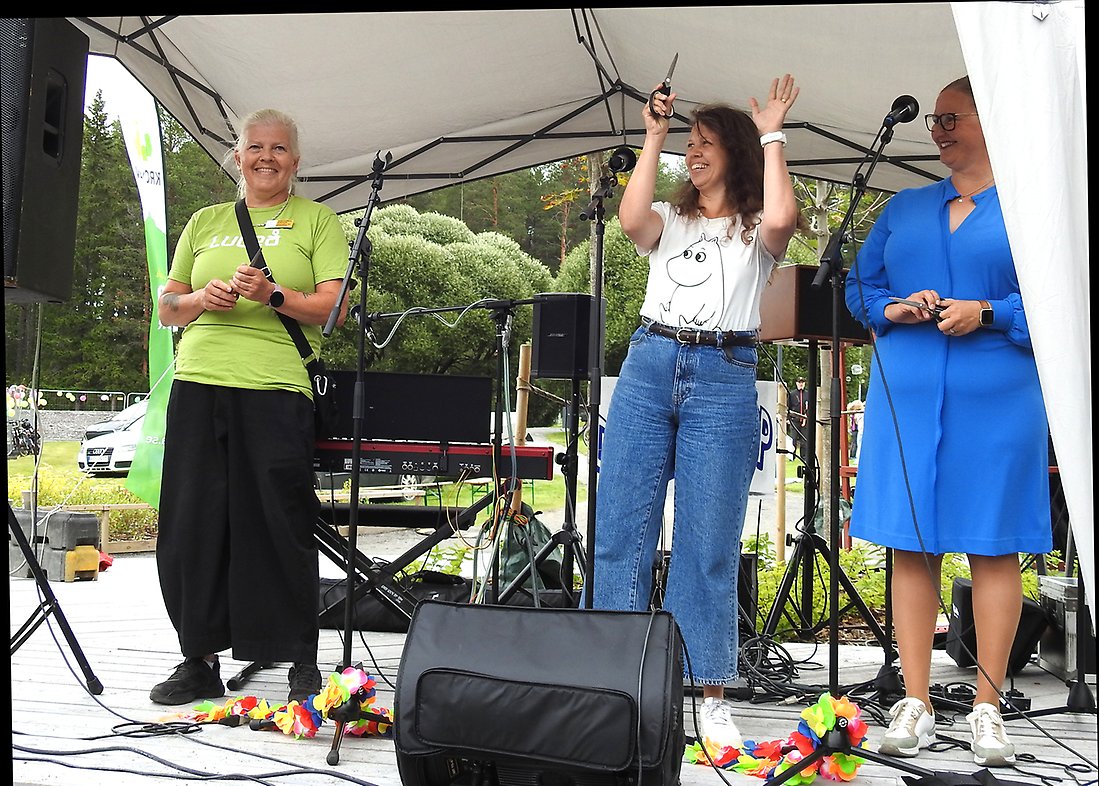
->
xmin=762 ymin=530 xmax=891 ymax=652
xmin=8 ymin=503 xmax=103 ymax=695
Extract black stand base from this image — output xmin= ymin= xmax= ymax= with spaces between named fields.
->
xmin=8 ymin=503 xmax=103 ymax=695
xmin=768 ymin=726 xmax=934 ymax=785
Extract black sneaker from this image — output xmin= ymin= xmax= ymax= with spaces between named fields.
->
xmin=288 ymin=663 xmax=322 ymax=704
xmin=150 ymin=657 xmax=225 ymax=706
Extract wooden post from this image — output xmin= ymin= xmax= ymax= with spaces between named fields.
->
xmin=509 ymin=343 xmax=532 ymax=514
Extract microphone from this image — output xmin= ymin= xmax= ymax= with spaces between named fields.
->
xmin=607 ymin=146 xmax=637 ymax=174
xmin=882 ymin=95 xmax=919 ymax=127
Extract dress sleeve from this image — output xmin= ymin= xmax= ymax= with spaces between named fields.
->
xmin=846 ymin=202 xmax=898 ymax=336
xmin=996 ymin=292 xmax=1033 ymax=350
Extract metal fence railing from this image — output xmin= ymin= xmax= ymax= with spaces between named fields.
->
xmin=6 ymin=387 xmax=148 ymax=414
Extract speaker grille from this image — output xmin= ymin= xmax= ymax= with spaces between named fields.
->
xmin=1 ymin=18 xmax=33 ymax=281
xmin=1 ymin=17 xmax=88 ymax=302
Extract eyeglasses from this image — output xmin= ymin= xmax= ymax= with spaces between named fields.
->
xmin=924 ymin=112 xmax=979 ymax=132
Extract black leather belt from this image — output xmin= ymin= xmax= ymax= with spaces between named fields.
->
xmin=644 ymin=321 xmax=757 ymax=347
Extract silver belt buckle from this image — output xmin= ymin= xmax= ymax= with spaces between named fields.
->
xmin=674 ymin=327 xmax=697 ymax=344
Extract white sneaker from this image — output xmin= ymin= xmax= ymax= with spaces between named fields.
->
xmin=879 ymin=697 xmax=936 ymax=757
xmin=699 ymin=697 xmax=743 ymax=750
xmin=967 ymin=703 xmax=1015 ymax=767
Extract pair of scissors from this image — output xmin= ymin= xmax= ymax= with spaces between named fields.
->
xmin=647 ymin=53 xmax=678 ymax=119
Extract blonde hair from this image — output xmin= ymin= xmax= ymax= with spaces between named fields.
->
xmin=223 ymin=108 xmax=301 ymax=200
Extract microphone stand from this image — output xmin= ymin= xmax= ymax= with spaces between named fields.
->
xmin=322 ymin=151 xmax=390 ymax=766
xmin=768 ymin=116 xmax=931 ymax=785
xmin=579 ymin=162 xmax=620 ymax=609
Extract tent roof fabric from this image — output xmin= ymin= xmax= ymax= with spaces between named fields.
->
xmin=72 ymin=8 xmax=966 ymax=213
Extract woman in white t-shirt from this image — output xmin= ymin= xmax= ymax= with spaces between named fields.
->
xmin=594 ymin=76 xmax=802 ymax=753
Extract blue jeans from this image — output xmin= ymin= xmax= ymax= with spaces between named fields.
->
xmin=594 ymin=327 xmax=758 ymax=685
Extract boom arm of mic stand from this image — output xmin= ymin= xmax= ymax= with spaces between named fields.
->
xmin=324 ymin=170 xmax=386 ymax=337
xmin=811 ymin=123 xmax=894 ymax=290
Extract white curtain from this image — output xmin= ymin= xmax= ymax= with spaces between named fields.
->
xmin=952 ymin=1 xmax=1091 ymax=617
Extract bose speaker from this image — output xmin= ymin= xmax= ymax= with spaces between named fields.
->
xmin=1 ymin=17 xmax=89 ymax=303
xmin=945 ymin=577 xmax=1049 ymax=676
xmin=531 ymin=292 xmax=605 ymax=380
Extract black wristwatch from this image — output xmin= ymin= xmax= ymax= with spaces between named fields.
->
xmin=267 ymin=285 xmax=285 ymax=308
xmin=979 ymin=299 xmax=993 ymax=327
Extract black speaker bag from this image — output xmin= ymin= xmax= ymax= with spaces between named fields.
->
xmin=945 ymin=577 xmax=1049 ymax=675
xmin=395 ymin=601 xmax=684 ymax=786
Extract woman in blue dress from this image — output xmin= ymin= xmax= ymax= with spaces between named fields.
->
xmin=845 ymin=76 xmax=1050 ymax=768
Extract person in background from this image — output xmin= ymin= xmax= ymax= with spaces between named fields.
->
xmin=786 ymin=376 xmax=810 ymax=461
xmin=150 ymin=108 xmax=349 ymax=707
xmin=847 ymin=399 xmax=864 ymax=461
xmin=595 ymin=75 xmax=802 ymax=752
xmin=845 ymin=76 xmax=1049 ymax=767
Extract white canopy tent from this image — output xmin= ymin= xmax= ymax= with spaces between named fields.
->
xmin=70 ymin=4 xmax=1090 ymax=612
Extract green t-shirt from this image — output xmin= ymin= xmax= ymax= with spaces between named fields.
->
xmin=168 ymin=196 xmax=348 ymax=398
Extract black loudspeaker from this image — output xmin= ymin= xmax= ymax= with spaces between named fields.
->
xmin=945 ymin=577 xmax=1050 ymax=676
xmin=758 ymin=265 xmax=871 ymax=345
xmin=1 ymin=17 xmax=88 ymax=303
xmin=652 ymin=550 xmax=758 ymax=640
xmin=395 ymin=601 xmax=684 ymax=786
xmin=531 ymin=292 xmax=605 ymax=380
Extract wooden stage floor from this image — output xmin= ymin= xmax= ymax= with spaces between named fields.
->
xmin=10 ymin=544 xmax=1097 ymax=786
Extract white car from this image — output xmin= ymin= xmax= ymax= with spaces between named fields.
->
xmin=77 ymin=414 xmax=145 ymax=476
xmin=83 ymin=399 xmax=148 ymax=442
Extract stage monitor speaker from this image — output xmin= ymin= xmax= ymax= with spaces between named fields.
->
xmin=945 ymin=577 xmax=1050 ymax=676
xmin=1 ymin=17 xmax=88 ymax=303
xmin=531 ymin=292 xmax=606 ymax=380
xmin=758 ymin=264 xmax=870 ymax=345
xmin=326 ymin=370 xmax=492 ymax=444
xmin=395 ymin=600 xmax=684 ymax=786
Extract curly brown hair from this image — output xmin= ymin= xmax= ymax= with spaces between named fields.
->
xmin=671 ymin=103 xmax=764 ymax=245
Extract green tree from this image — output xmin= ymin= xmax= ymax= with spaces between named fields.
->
xmin=5 ymin=92 xmax=147 ymax=397
xmin=320 ymin=206 xmax=560 ymax=425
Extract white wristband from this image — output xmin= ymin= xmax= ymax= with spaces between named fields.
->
xmin=760 ymin=131 xmax=787 ymax=147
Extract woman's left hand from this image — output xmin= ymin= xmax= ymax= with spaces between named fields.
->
xmin=750 ymin=74 xmax=799 ymax=134
xmin=936 ymin=298 xmax=982 ymax=337
xmin=230 ymin=265 xmax=276 ymax=304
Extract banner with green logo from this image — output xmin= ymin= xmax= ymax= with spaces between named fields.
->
xmin=120 ymin=86 xmax=173 ymax=508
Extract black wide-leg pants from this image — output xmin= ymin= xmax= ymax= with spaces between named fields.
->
xmin=157 ymin=380 xmax=320 ymax=664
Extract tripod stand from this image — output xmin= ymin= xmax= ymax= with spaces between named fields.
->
xmin=578 ymin=147 xmax=631 ymax=607
xmin=494 ymin=356 xmax=587 ymax=607
xmin=764 ymin=100 xmax=936 ymax=785
xmin=8 ymin=502 xmax=103 ymax=696
xmin=761 ymin=341 xmax=890 ymax=655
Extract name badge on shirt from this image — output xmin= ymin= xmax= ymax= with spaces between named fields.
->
xmin=264 ymin=219 xmax=294 ymax=229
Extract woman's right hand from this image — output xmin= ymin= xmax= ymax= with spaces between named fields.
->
xmin=201 ymin=279 xmax=239 ymax=312
xmin=642 ymin=84 xmax=677 ymax=138
xmin=885 ymin=289 xmax=941 ymax=324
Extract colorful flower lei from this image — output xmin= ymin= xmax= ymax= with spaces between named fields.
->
xmin=684 ymin=693 xmax=868 ymax=783
xmin=160 ymin=666 xmax=393 ymax=741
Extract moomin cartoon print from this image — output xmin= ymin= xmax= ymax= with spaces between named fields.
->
xmin=660 ymin=233 xmax=724 ymax=326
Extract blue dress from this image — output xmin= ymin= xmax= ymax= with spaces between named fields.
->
xmin=845 ymin=180 xmax=1051 ymax=556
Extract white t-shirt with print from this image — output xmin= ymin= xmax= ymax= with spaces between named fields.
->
xmin=636 ymin=202 xmax=778 ymax=332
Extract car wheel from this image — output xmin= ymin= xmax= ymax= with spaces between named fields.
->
xmin=398 ymin=473 xmax=423 ymax=502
